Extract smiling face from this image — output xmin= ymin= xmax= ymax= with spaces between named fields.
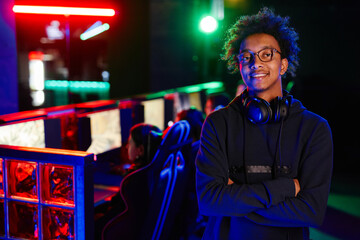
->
xmin=239 ymin=33 xmax=288 ymax=101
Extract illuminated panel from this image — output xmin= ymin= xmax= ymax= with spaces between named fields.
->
xmin=6 ymin=160 xmax=38 ymax=201
xmin=41 ymin=163 xmax=74 ymax=207
xmin=13 ymin=5 xmax=116 ymax=17
xmin=42 ymin=206 xmax=75 ymax=239
xmin=0 ymin=120 xmax=45 ymax=148
xmin=8 ymin=201 xmax=38 ymax=239
xmin=86 ymin=109 xmax=121 ymax=155
xmin=142 ymin=98 xmax=165 ymax=130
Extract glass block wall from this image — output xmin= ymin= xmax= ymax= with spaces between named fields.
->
xmin=0 ymin=145 xmax=94 ymax=240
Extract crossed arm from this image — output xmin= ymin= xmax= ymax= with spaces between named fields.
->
xmin=196 ymin=118 xmax=333 ymax=227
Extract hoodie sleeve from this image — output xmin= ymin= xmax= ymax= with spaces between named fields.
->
xmin=245 ymin=120 xmax=333 ymax=227
xmin=196 ymin=114 xmax=295 ymax=217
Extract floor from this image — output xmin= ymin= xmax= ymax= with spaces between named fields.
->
xmin=94 ymin=158 xmax=360 ymax=240
xmin=310 ymin=172 xmax=360 ymax=240
xmin=185 ymin=171 xmax=360 ymax=240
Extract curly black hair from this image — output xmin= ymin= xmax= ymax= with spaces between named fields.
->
xmin=221 ymin=7 xmax=300 ymax=78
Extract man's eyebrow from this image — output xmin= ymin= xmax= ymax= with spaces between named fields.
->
xmin=239 ymin=46 xmax=273 ymax=53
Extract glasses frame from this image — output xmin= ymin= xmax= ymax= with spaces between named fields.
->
xmin=237 ymin=48 xmax=282 ymax=65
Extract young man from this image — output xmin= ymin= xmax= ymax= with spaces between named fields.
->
xmin=196 ymin=8 xmax=333 ymax=240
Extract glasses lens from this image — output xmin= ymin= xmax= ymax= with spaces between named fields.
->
xmin=258 ymin=48 xmax=273 ymax=62
xmin=239 ymin=52 xmax=253 ymax=64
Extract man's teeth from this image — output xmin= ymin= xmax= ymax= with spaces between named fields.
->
xmin=252 ymin=73 xmax=267 ymax=77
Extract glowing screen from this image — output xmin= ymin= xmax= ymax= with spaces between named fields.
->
xmin=188 ymin=92 xmax=203 ymax=111
xmin=0 ymin=120 xmax=45 ymax=148
xmin=86 ymin=109 xmax=121 ymax=155
xmin=142 ymin=98 xmax=165 ymax=130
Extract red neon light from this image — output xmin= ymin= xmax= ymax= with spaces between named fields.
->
xmin=28 ymin=51 xmax=44 ymax=60
xmin=13 ymin=5 xmax=115 ymax=17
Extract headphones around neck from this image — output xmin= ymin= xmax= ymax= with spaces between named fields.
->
xmin=240 ymin=90 xmax=292 ymax=124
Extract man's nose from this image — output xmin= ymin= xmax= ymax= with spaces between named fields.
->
xmin=250 ymin=55 xmax=263 ymax=70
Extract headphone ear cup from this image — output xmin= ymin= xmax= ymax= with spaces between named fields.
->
xmin=271 ymin=96 xmax=290 ymax=122
xmin=279 ymin=97 xmax=290 ymax=119
xmin=244 ymin=97 xmax=272 ymax=124
xmin=272 ymin=97 xmax=281 ymax=122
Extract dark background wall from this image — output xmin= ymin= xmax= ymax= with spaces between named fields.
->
xmin=106 ymin=0 xmax=360 ymax=174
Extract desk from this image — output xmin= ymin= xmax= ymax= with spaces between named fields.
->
xmin=94 ymin=185 xmax=120 ymax=207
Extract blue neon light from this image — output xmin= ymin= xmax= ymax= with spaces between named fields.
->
xmin=152 ymin=121 xmax=189 ymax=240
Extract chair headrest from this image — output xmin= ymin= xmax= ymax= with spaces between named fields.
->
xmin=159 ymin=120 xmax=191 ymax=149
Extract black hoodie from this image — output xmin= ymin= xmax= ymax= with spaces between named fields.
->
xmin=196 ymin=94 xmax=333 ymax=240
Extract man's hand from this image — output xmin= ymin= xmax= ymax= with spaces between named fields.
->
xmin=293 ymin=179 xmax=300 ymax=196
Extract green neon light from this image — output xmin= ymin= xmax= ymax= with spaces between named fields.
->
xmin=202 ymin=81 xmax=223 ymax=89
xmin=45 ymin=80 xmax=69 ymax=88
xmin=145 ymin=91 xmax=169 ymax=99
xmin=177 ymin=86 xmax=202 ymax=94
xmin=199 ymin=16 xmax=218 ymax=33
xmin=45 ymin=80 xmax=110 ymax=91
xmin=286 ymin=81 xmax=295 ymax=92
xmin=146 ymin=81 xmax=224 ymax=99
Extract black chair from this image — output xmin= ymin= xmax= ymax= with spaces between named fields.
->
xmin=102 ymin=120 xmax=192 ymax=240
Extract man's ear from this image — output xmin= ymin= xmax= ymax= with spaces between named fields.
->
xmin=280 ymin=58 xmax=289 ymax=75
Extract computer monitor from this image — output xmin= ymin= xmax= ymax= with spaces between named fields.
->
xmin=170 ymin=91 xmax=206 ymax=114
xmin=85 ymin=108 xmax=121 ymax=155
xmin=188 ymin=91 xmax=206 ymax=112
xmin=141 ymin=98 xmax=174 ymax=130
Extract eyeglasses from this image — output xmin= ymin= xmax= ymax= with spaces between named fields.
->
xmin=237 ymin=48 xmax=282 ymax=65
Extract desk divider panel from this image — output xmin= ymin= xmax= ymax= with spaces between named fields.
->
xmin=0 ymin=145 xmax=94 ymax=240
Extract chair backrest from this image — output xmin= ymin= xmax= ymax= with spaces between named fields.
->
xmin=102 ymin=120 xmax=192 ymax=240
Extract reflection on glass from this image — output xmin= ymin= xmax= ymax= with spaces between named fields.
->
xmin=7 ymin=160 xmax=38 ymax=200
xmin=42 ymin=206 xmax=74 ymax=240
xmin=8 ymin=201 xmax=38 ymax=239
xmin=41 ymin=163 xmax=74 ymax=206
xmin=61 ymin=114 xmax=79 ymax=150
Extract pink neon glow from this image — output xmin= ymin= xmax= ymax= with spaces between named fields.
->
xmin=13 ymin=5 xmax=115 ymax=17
